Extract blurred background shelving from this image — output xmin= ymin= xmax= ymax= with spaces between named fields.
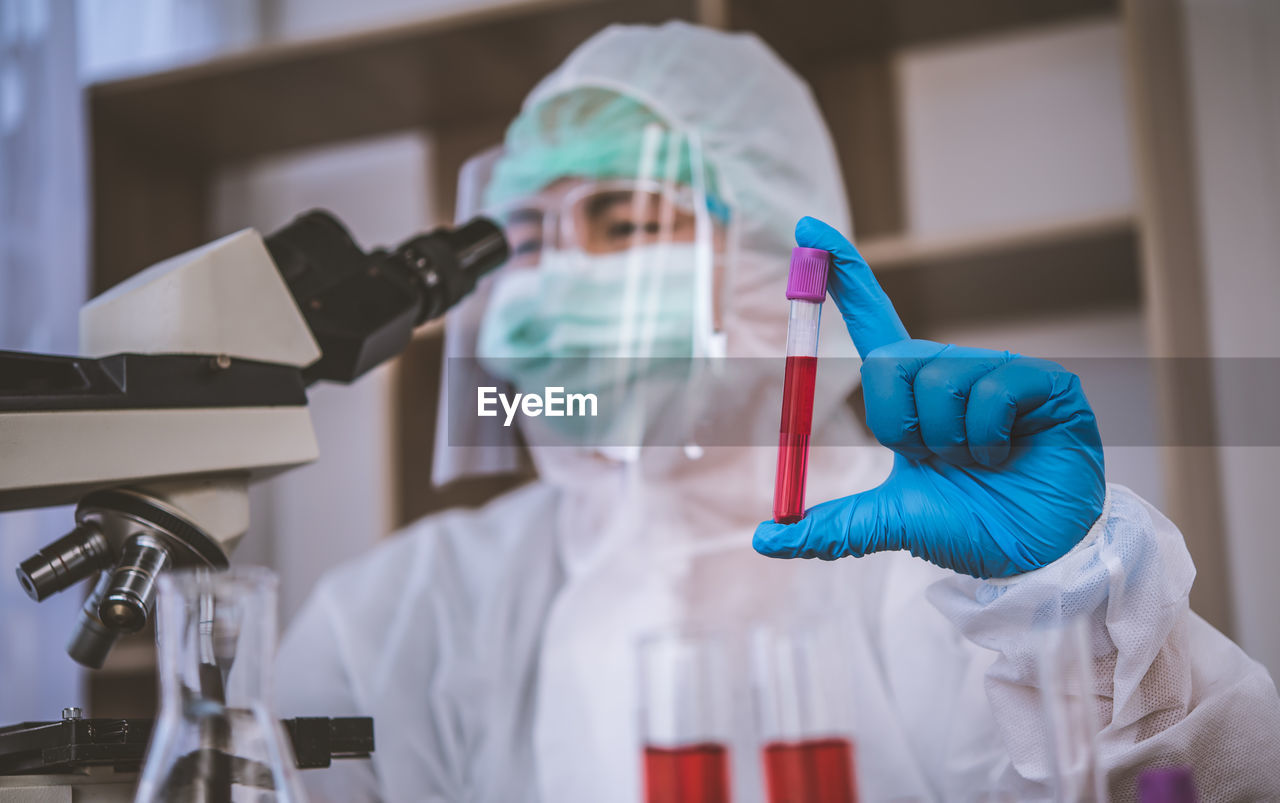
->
xmin=862 ymin=211 xmax=1140 ymax=328
xmin=77 ymin=0 xmax=1278 ymax=713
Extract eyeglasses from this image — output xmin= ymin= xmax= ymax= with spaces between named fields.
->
xmin=491 ymin=179 xmax=705 ymax=268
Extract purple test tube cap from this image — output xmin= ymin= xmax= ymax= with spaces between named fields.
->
xmin=786 ymin=247 xmax=830 ymax=303
xmin=1137 ymin=766 xmax=1197 ymax=803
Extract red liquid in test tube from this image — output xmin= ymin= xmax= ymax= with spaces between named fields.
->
xmin=775 ymin=356 xmax=817 ymax=523
xmin=762 ymin=737 xmax=858 ymax=803
xmin=644 ymin=743 xmax=732 ymax=803
xmin=773 ymin=247 xmax=831 ymax=524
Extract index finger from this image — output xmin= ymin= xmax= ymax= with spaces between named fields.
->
xmin=796 ymin=216 xmax=909 ymax=358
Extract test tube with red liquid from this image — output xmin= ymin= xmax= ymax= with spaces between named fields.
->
xmin=639 ymin=631 xmax=734 ymax=803
xmin=644 ymin=743 xmax=732 ymax=803
xmin=773 ymin=247 xmax=832 ymax=524
xmin=753 ymin=625 xmax=860 ymax=803
xmin=761 ymin=738 xmax=857 ymax=803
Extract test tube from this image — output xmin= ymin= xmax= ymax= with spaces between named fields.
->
xmin=638 ymin=630 xmax=735 ymax=803
xmin=773 ymin=247 xmax=831 ymax=524
xmin=752 ymin=623 xmax=859 ymax=803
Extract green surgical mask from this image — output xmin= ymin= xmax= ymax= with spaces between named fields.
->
xmin=476 ymin=245 xmax=703 ymax=445
xmin=477 ymin=244 xmax=700 ymax=387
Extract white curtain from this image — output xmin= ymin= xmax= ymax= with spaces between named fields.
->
xmin=0 ymin=0 xmax=88 ymax=721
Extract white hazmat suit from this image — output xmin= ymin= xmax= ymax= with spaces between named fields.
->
xmin=277 ymin=21 xmax=1280 ymax=803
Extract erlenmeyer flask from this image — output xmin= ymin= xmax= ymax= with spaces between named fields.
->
xmin=135 ymin=567 xmax=306 ymax=802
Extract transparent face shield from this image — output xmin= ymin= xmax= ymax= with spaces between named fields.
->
xmin=441 ymin=125 xmax=731 ymax=460
xmin=496 ymin=177 xmax=708 ymax=269
xmin=475 ymin=124 xmax=725 ymax=356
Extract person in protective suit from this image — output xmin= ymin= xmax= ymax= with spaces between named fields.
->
xmin=277 ymin=21 xmax=1280 ymax=803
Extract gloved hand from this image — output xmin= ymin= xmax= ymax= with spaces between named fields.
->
xmin=754 ymin=217 xmax=1106 ymax=578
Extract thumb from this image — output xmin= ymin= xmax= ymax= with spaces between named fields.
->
xmin=795 ymin=216 xmax=910 ymax=358
xmin=753 ymin=483 xmax=899 ymax=560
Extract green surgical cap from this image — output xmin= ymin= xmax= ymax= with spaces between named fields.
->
xmin=485 ymin=87 xmax=725 ymax=218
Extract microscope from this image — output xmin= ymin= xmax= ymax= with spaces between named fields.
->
xmin=0 ymin=210 xmax=508 ymax=798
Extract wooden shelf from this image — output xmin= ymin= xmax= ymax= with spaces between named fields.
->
xmin=730 ymin=0 xmax=1117 ymax=66
xmin=859 ymin=210 xmax=1134 ymax=268
xmin=88 ymin=0 xmax=696 ymax=165
xmin=858 ymin=211 xmax=1141 ymax=332
xmin=87 ymin=0 xmax=697 ymax=294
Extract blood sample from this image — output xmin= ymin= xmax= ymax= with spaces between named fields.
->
xmin=644 ymin=742 xmax=732 ymax=803
xmin=773 ymin=247 xmax=831 ymax=524
xmin=762 ymin=737 xmax=858 ymax=803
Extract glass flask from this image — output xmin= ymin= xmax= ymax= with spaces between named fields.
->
xmin=135 ymin=567 xmax=307 ymax=802
xmin=1035 ymin=614 xmax=1107 ymax=803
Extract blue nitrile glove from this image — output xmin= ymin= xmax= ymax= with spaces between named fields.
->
xmin=753 ymin=217 xmax=1106 ymax=579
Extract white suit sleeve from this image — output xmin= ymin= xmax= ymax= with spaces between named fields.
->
xmin=928 ymin=484 xmax=1280 ymax=802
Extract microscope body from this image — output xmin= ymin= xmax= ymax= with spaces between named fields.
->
xmin=0 ymin=211 xmax=507 ymax=667
xmin=4 ymin=226 xmax=322 ymax=515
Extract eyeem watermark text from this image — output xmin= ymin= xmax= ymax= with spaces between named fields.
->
xmin=477 ymin=386 xmax=598 ymax=427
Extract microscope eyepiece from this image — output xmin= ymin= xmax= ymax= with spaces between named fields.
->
xmin=391 ymin=216 xmax=509 ymax=324
xmin=265 ymin=210 xmax=509 ymax=384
